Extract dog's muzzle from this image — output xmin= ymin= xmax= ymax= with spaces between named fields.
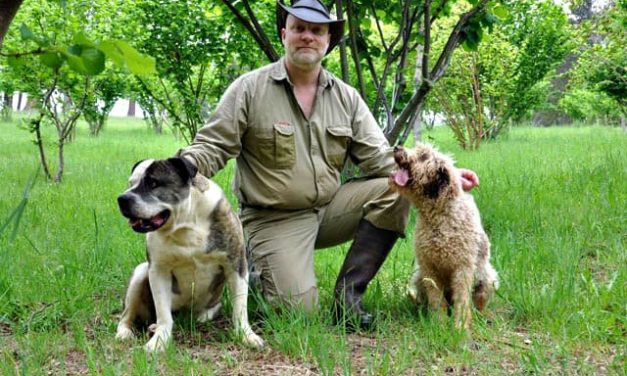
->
xmin=390 ymin=146 xmax=411 ymax=187
xmin=117 ymin=194 xmax=171 ymax=233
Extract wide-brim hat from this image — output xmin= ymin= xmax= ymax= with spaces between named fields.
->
xmin=276 ymin=0 xmax=345 ymax=55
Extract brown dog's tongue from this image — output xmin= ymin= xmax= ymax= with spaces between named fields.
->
xmin=394 ymin=169 xmax=410 ymax=187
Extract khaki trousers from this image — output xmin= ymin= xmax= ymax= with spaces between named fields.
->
xmin=239 ymin=177 xmax=409 ymax=311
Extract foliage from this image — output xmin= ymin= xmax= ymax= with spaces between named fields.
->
xmin=83 ymin=71 xmax=129 ymax=136
xmin=558 ymin=89 xmax=621 ymax=123
xmin=565 ymin=1 xmax=626 ymax=120
xmin=499 ymin=0 xmax=574 ymax=121
xmin=430 ymin=23 xmax=517 ymax=149
xmin=128 ymin=0 xmax=263 ymax=143
xmin=0 ymin=0 xmax=154 ymax=182
xmin=426 ymin=0 xmax=574 ymax=149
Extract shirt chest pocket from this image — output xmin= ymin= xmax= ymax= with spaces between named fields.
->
xmin=247 ymin=123 xmax=295 ymax=169
xmin=325 ymin=125 xmax=352 ymax=169
xmin=273 ymin=123 xmax=296 ymax=168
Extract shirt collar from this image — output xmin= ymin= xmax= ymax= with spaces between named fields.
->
xmin=270 ymin=57 xmax=335 ymax=89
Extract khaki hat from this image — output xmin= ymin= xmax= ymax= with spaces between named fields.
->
xmin=276 ymin=0 xmax=345 ymax=55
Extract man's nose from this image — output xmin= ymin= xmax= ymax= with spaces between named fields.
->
xmin=300 ymin=30 xmax=315 ymax=41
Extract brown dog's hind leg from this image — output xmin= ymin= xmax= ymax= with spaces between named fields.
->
xmin=451 ymin=269 xmax=473 ymax=330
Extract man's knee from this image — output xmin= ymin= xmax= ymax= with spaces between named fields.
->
xmin=263 ymin=286 xmax=319 ymax=313
xmin=363 ymin=178 xmax=410 ymax=236
xmin=255 ymin=256 xmax=319 ymax=312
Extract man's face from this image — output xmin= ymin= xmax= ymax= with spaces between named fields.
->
xmin=281 ymin=15 xmax=330 ymax=68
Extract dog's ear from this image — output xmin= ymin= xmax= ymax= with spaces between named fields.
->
xmin=167 ymin=157 xmax=198 ymax=182
xmin=423 ymin=166 xmax=450 ymax=199
xmin=131 ymin=159 xmax=146 ymax=174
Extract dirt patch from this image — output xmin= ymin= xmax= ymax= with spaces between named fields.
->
xmin=48 ymin=349 xmax=89 ymax=376
xmin=188 ymin=345 xmax=320 ymax=376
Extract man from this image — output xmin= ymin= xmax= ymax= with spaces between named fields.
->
xmin=177 ymin=0 xmax=479 ymax=329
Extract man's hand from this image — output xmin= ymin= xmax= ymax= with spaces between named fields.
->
xmin=459 ymin=168 xmax=479 ymax=191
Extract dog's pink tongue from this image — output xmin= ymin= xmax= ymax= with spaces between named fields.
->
xmin=394 ymin=169 xmax=409 ymax=186
xmin=151 ymin=215 xmax=165 ymax=227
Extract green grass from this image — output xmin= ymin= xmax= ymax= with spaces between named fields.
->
xmin=0 ymin=117 xmax=625 ymax=375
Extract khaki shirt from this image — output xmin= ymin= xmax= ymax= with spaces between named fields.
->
xmin=179 ymin=58 xmax=395 ymax=210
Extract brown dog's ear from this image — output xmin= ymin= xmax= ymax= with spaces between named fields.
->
xmin=167 ymin=157 xmax=198 ymax=182
xmin=423 ymin=166 xmax=449 ymax=199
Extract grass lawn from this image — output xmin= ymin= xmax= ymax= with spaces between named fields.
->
xmin=0 ymin=117 xmax=625 ymax=375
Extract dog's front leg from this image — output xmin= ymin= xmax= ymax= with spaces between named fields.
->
xmin=144 ymin=267 xmax=174 ymax=353
xmin=227 ymin=270 xmax=264 ymax=348
xmin=116 ymin=262 xmax=150 ymax=340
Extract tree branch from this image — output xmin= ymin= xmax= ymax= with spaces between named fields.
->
xmin=0 ymin=0 xmax=24 ymax=51
xmin=220 ymin=0 xmax=279 ymax=62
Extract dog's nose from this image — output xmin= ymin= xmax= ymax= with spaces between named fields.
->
xmin=117 ymin=194 xmax=132 ymax=211
xmin=394 ymin=145 xmax=401 ymax=153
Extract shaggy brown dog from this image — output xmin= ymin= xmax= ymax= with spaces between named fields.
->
xmin=389 ymin=144 xmax=498 ymax=330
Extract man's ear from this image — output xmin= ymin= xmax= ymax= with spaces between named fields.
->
xmin=167 ymin=157 xmax=198 ymax=182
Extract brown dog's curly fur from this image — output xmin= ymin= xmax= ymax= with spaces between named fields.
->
xmin=389 ymin=143 xmax=498 ymax=330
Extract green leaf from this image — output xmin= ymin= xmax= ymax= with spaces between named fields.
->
xmin=98 ymin=40 xmax=156 ymax=76
xmin=359 ymin=17 xmax=371 ymax=30
xmin=65 ymin=52 xmax=88 ymax=74
xmin=73 ymin=32 xmax=95 ymax=47
xmin=63 ymin=45 xmax=105 ymax=75
xmin=7 ymin=56 xmax=25 ymax=68
xmin=68 ymin=44 xmax=83 ymax=56
xmin=19 ymin=24 xmax=35 ymax=42
xmin=81 ymin=47 xmax=105 ymax=75
xmin=492 ymin=4 xmax=509 ymax=20
xmin=40 ymin=52 xmax=65 ymax=70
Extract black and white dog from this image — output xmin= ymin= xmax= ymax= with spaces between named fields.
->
xmin=115 ymin=157 xmax=263 ymax=352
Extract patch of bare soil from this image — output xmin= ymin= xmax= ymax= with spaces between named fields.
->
xmin=188 ymin=345 xmax=320 ymax=376
xmin=48 ymin=349 xmax=89 ymax=376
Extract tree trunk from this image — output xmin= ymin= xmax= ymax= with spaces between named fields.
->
xmin=55 ymin=142 xmax=64 ymax=183
xmin=2 ymin=92 xmax=12 ymax=121
xmin=412 ymin=22 xmax=425 ymax=145
xmin=127 ymin=99 xmax=136 ymax=117
xmin=3 ymin=92 xmax=11 ymax=108
xmin=16 ymin=92 xmax=23 ymax=110
xmin=0 ymin=0 xmax=23 ymax=50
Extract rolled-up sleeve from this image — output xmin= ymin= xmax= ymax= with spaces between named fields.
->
xmin=178 ymin=77 xmax=249 ymax=178
xmin=348 ymin=90 xmax=395 ymax=177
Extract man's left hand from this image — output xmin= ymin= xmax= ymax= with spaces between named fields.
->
xmin=459 ymin=168 xmax=479 ymax=191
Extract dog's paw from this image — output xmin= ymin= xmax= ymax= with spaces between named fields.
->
xmin=144 ymin=335 xmax=169 ymax=353
xmin=197 ymin=303 xmax=222 ymax=323
xmin=115 ymin=326 xmax=135 ymax=341
xmin=407 ymin=285 xmax=419 ymax=305
xmin=144 ymin=326 xmax=171 ymax=353
xmin=243 ymin=332 xmax=264 ymax=348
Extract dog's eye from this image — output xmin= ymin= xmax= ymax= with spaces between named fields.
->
xmin=144 ymin=177 xmax=160 ymax=189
